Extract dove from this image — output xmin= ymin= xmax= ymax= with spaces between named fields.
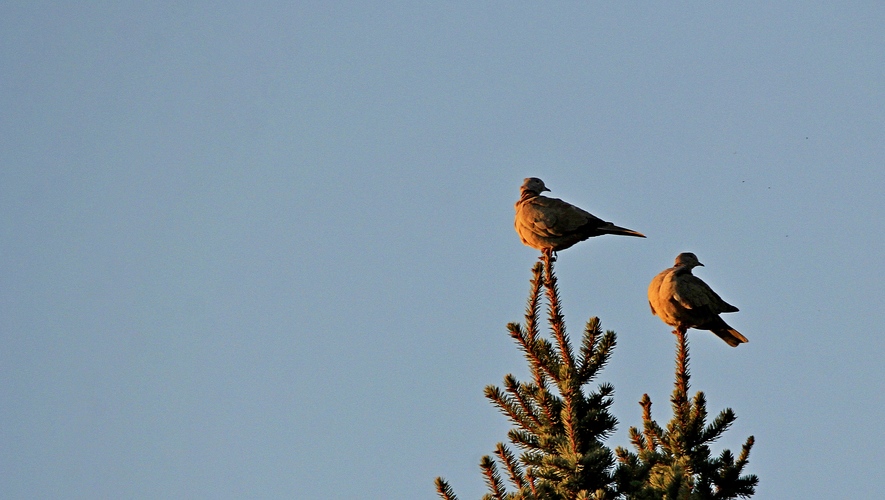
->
xmin=514 ymin=177 xmax=645 ymax=257
xmin=648 ymin=252 xmax=748 ymax=347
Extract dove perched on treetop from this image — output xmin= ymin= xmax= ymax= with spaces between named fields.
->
xmin=514 ymin=177 xmax=645 ymax=257
xmin=648 ymin=252 xmax=748 ymax=347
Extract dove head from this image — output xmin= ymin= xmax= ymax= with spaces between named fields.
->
xmin=674 ymin=252 xmax=704 ymax=268
xmin=521 ymin=177 xmax=550 ymax=195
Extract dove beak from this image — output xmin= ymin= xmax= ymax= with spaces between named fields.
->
xmin=697 ymin=262 xmax=704 ymax=267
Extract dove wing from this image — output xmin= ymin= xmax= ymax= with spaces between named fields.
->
xmin=522 ymin=196 xmax=602 ymax=237
xmin=674 ymin=274 xmax=736 ymax=317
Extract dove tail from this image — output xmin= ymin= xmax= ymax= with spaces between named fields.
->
xmin=712 ymin=328 xmax=749 ymax=347
xmin=602 ymin=224 xmax=646 ymax=238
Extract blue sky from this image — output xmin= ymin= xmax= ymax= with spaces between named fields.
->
xmin=2 ymin=2 xmax=883 ymax=498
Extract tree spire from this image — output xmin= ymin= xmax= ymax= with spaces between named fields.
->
xmin=614 ymin=329 xmax=759 ymax=498
xmin=437 ymin=257 xmax=619 ymax=499
xmin=437 ymin=257 xmax=758 ymax=498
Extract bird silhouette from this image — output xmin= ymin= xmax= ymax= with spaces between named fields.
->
xmin=514 ymin=177 xmax=645 ymax=258
xmin=648 ymin=252 xmax=748 ymax=347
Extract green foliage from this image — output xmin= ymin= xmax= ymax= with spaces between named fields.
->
xmin=613 ymin=330 xmax=759 ymax=499
xmin=436 ymin=258 xmax=758 ymax=499
xmin=438 ymin=258 xmax=619 ymax=499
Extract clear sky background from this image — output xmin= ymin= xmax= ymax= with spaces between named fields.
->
xmin=2 ymin=3 xmax=883 ymax=499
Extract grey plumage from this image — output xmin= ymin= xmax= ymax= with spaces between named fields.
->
xmin=648 ymin=252 xmax=748 ymax=347
xmin=514 ymin=177 xmax=645 ymax=255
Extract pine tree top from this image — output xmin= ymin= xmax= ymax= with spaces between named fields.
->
xmin=437 ymin=256 xmax=758 ymax=499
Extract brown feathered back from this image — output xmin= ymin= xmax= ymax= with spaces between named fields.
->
xmin=648 ymin=252 xmax=748 ymax=347
xmin=514 ymin=177 xmax=645 ymax=253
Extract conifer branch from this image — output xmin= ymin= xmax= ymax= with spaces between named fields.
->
xmin=508 ymin=429 xmax=541 ymax=450
xmin=503 ymin=375 xmax=543 ymax=428
xmin=521 ymin=450 xmax=545 ymax=467
xmin=494 ymin=443 xmax=527 ymax=489
xmin=700 ymin=407 xmax=737 ymax=444
xmin=672 ymin=328 xmax=691 ymax=430
xmin=627 ymin=428 xmax=645 ymax=453
xmin=531 ymin=379 xmax=561 ymax=428
xmin=542 ymin=256 xmax=576 ymax=376
xmin=480 ymin=455 xmax=508 ymax=500
xmin=690 ymin=392 xmax=708 ymax=429
xmin=563 ymin=396 xmax=581 ymax=459
xmin=508 ymin=323 xmax=562 ymax=389
xmin=524 ymin=336 xmax=563 ymax=385
xmin=526 ymin=467 xmax=538 ymax=496
xmin=613 ymin=327 xmax=758 ymax=499
xmin=579 ymin=330 xmax=616 ymax=384
xmin=512 ymin=271 xmax=567 ymax=389
xmin=485 ymin=385 xmax=538 ymax=433
xmin=615 ymin=444 xmax=636 ymax=464
xmin=438 ymin=257 xmax=756 ymax=499
xmin=639 ymin=394 xmax=658 ymax=452
xmin=685 ymin=391 xmax=708 ymax=445
xmin=525 ymin=262 xmax=545 ymax=344
xmin=737 ymin=436 xmax=755 ymax=469
xmin=583 ymin=382 xmax=616 ymax=426
xmin=434 ymin=477 xmax=459 ymax=500
xmin=577 ymin=317 xmax=601 ymax=378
